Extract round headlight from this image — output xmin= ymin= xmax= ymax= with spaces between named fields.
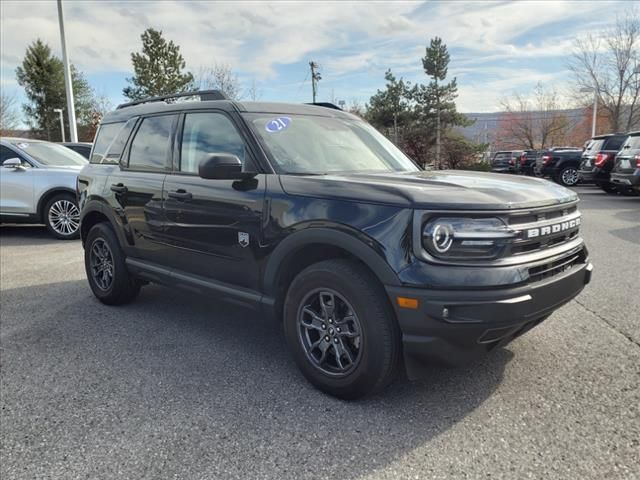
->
xmin=432 ymin=223 xmax=454 ymax=253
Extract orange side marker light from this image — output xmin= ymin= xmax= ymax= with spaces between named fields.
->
xmin=397 ymin=296 xmax=419 ymax=309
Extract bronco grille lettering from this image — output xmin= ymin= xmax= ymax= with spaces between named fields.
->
xmin=526 ymin=217 xmax=580 ymax=239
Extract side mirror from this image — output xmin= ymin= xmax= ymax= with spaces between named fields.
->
xmin=2 ymin=158 xmax=23 ymax=169
xmin=198 ymin=153 xmax=255 ymax=180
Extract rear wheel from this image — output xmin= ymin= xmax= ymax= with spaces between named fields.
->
xmin=84 ymin=222 xmax=141 ymax=305
xmin=44 ymin=193 xmax=80 ymax=239
xmin=283 ymin=259 xmax=401 ymax=399
xmin=557 ymin=166 xmax=579 ymax=187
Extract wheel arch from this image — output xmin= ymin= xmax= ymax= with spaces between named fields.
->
xmin=263 ymin=227 xmax=401 ymax=320
xmin=36 ymin=187 xmax=77 ymax=222
xmin=79 ymin=199 xmax=127 ymax=248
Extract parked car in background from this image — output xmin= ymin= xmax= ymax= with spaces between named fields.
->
xmin=536 ymin=147 xmax=584 ymax=187
xmin=610 ymin=131 xmax=640 ymax=195
xmin=61 ymin=142 xmax=92 ymax=159
xmin=578 ymin=133 xmax=628 ymax=193
xmin=0 ymin=137 xmax=87 ymax=239
xmin=491 ymin=150 xmax=523 ymax=173
xmin=518 ymin=150 xmax=539 ymax=176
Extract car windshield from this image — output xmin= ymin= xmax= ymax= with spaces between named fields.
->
xmin=10 ymin=141 xmax=87 ymax=166
xmin=246 ymin=114 xmax=419 ymax=174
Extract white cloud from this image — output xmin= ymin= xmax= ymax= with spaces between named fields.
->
xmin=0 ymin=0 xmax=628 ymax=112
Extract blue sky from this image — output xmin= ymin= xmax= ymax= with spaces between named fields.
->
xmin=0 ymin=0 xmax=628 ymax=124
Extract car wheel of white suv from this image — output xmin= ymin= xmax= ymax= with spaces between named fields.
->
xmin=44 ymin=193 xmax=80 ymax=239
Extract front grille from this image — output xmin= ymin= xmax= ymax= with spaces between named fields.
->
xmin=527 ymin=252 xmax=583 ymax=283
xmin=505 ymin=205 xmax=580 ymax=257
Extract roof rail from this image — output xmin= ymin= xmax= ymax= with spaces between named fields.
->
xmin=305 ymin=102 xmax=342 ymax=111
xmin=116 ymin=90 xmax=229 ymax=110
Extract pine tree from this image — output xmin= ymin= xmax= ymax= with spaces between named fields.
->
xmin=417 ymin=37 xmax=469 ymax=168
xmin=15 ymin=39 xmax=93 ymax=141
xmin=123 ymin=28 xmax=194 ymax=100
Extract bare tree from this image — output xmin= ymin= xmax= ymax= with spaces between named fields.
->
xmin=0 ymin=91 xmax=21 ymax=133
xmin=569 ymin=11 xmax=640 ymax=132
xmin=499 ymin=84 xmax=572 ymax=149
xmin=194 ymin=64 xmax=241 ymax=100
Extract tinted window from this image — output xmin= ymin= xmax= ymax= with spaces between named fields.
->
xmin=128 ymin=115 xmax=175 ymax=171
xmin=91 ymin=123 xmax=123 ymax=163
xmin=1 ymin=145 xmax=23 ymax=163
xmin=66 ymin=145 xmax=91 ymax=159
xmin=623 ymin=135 xmax=640 ymax=150
xmin=604 ymin=136 xmax=627 ymax=151
xmin=106 ymin=119 xmax=136 ymax=164
xmin=180 ymin=112 xmax=246 ymax=173
xmin=585 ymin=139 xmax=604 ymax=153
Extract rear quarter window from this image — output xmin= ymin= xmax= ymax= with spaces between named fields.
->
xmin=90 ymin=120 xmax=137 ymax=164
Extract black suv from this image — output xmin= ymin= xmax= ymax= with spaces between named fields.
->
xmin=536 ymin=147 xmax=583 ymax=187
xmin=610 ymin=131 xmax=640 ymax=195
xmin=78 ymin=91 xmax=593 ymax=399
xmin=491 ymin=150 xmax=523 ymax=173
xmin=578 ymin=133 xmax=628 ymax=193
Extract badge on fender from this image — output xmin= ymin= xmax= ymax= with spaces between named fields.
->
xmin=238 ymin=232 xmax=250 ymax=248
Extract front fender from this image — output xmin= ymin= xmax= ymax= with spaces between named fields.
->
xmin=261 ymin=226 xmax=402 ymax=297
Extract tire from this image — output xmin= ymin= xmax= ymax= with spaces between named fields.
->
xmin=621 ymin=187 xmax=639 ymax=197
xmin=44 ymin=193 xmax=80 ymax=239
xmin=556 ymin=166 xmax=579 ymax=187
xmin=283 ymin=259 xmax=401 ymax=400
xmin=84 ymin=222 xmax=141 ymax=305
xmin=596 ymin=181 xmax=618 ymax=194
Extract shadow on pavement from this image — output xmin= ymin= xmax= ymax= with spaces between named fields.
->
xmin=1 ymin=278 xmax=513 ymax=479
xmin=0 ymin=224 xmax=76 ymax=247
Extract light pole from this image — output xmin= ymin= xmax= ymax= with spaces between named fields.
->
xmin=57 ymin=0 xmax=78 ymax=142
xmin=580 ymin=87 xmax=598 ymax=137
xmin=53 ymin=108 xmax=65 ymax=142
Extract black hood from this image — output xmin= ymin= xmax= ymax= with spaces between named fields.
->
xmin=279 ymin=170 xmax=578 ymax=210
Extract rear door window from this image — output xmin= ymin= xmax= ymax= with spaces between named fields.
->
xmin=603 ymin=136 xmax=627 ymax=151
xmin=128 ymin=115 xmax=176 ymax=171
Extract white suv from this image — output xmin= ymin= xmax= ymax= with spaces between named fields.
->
xmin=0 ymin=137 xmax=87 ymax=239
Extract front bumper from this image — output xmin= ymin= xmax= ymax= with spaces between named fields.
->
xmin=386 ymin=260 xmax=593 ymax=379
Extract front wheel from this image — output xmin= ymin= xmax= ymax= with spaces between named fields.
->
xmin=44 ymin=193 xmax=80 ymax=239
xmin=84 ymin=222 xmax=141 ymax=305
xmin=283 ymin=259 xmax=401 ymax=400
xmin=557 ymin=166 xmax=579 ymax=187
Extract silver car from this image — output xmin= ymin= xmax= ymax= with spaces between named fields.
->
xmin=0 ymin=137 xmax=88 ymax=239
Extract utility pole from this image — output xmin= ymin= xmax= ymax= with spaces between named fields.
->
xmin=309 ymin=61 xmax=321 ymax=103
xmin=57 ymin=0 xmax=78 ymax=142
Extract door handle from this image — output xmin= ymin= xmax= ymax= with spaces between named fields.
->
xmin=168 ymin=189 xmax=192 ymax=200
xmin=110 ymin=183 xmax=128 ymax=193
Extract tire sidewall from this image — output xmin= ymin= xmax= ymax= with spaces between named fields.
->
xmin=283 ymin=263 xmax=395 ymax=398
xmin=558 ymin=166 xmax=578 ymax=187
xmin=84 ymin=222 xmax=138 ymax=304
xmin=44 ymin=193 xmax=80 ymax=240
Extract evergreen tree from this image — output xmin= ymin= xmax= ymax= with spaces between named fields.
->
xmin=416 ymin=37 xmax=470 ymax=167
xmin=366 ymin=70 xmax=414 ymax=144
xmin=123 ymin=28 xmax=194 ymax=100
xmin=15 ymin=39 xmax=94 ymax=141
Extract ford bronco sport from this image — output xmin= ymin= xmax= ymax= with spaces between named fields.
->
xmin=78 ymin=91 xmax=593 ymax=399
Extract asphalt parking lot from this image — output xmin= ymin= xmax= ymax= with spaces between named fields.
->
xmin=1 ymin=186 xmax=638 ymax=480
